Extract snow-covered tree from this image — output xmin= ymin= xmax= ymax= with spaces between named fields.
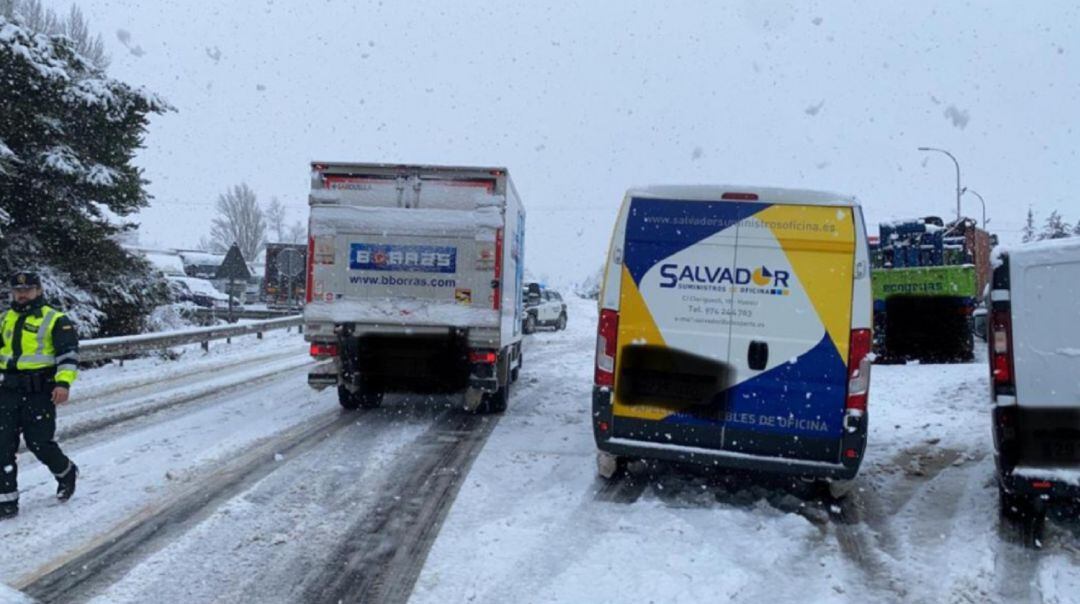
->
xmin=1038 ymin=210 xmax=1072 ymax=241
xmin=207 ymin=183 xmax=266 ymax=261
xmin=1021 ymin=207 xmax=1036 ymax=243
xmin=0 ymin=14 xmax=172 ymax=336
xmin=0 ymin=0 xmax=107 ymax=69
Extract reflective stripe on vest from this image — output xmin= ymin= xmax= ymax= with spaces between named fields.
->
xmin=0 ymin=307 xmax=63 ymax=371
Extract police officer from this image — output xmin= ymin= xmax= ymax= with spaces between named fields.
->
xmin=0 ymin=272 xmax=79 ymax=520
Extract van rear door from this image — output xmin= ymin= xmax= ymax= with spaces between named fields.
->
xmin=1010 ymin=244 xmax=1080 ymax=408
xmin=723 ymin=205 xmax=856 ymax=457
xmin=612 ymin=197 xmax=749 ymax=447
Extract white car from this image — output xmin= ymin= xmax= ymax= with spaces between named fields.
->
xmin=167 ymin=276 xmax=242 ymax=310
xmin=523 ymin=283 xmax=567 ymax=333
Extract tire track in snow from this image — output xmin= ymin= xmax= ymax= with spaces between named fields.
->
xmin=54 ymin=353 xmax=314 ymax=447
xmin=17 ymin=408 xmax=359 ymax=603
xmin=298 ymin=410 xmax=498 ymax=604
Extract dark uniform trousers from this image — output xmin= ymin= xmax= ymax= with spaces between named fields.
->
xmin=0 ymin=378 xmax=73 ymax=501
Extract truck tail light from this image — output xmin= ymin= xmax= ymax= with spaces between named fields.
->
xmin=469 ymin=350 xmax=498 ymax=364
xmin=595 ymin=309 xmax=619 ymax=387
xmin=846 ymin=328 xmax=872 ymax=412
xmin=310 ymin=342 xmax=338 ymax=358
xmin=991 ymin=308 xmax=1014 ymax=387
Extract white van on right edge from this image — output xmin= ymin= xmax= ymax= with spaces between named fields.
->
xmin=592 ymin=185 xmax=873 ymax=496
xmin=990 ymin=237 xmax=1080 ymax=520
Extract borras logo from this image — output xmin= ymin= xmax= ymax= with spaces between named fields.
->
xmin=658 ymin=263 xmax=792 ymax=293
xmin=350 ymin=243 xmax=457 ymax=274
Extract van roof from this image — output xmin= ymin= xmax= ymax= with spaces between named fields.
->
xmin=627 ymin=185 xmax=859 ymax=207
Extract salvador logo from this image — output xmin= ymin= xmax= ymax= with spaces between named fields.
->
xmin=658 ymin=263 xmax=792 ymax=291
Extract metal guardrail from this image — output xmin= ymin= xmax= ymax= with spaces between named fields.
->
xmin=81 ymin=315 xmax=303 ymax=362
xmin=184 ymin=307 xmax=301 ymax=321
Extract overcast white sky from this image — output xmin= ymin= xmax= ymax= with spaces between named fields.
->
xmin=75 ymin=0 xmax=1079 ymax=285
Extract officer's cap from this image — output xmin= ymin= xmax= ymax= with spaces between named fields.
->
xmin=9 ymin=272 xmax=41 ymax=289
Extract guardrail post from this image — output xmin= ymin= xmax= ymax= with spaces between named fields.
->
xmin=299 ymin=324 xmax=304 ymax=334
xmin=202 ymin=340 xmax=209 ymax=352
xmin=226 ymin=337 xmax=232 ymax=344
xmin=257 ymin=331 xmax=263 ymax=340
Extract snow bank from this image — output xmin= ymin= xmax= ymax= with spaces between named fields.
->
xmin=0 ymin=583 xmax=34 ymax=604
xmin=305 ymin=299 xmax=499 ymax=327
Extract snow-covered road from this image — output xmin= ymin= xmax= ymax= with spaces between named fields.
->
xmin=411 ymin=297 xmax=1080 ymax=604
xmin=1 ymin=299 xmax=1077 ymax=604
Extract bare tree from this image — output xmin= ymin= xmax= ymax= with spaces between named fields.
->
xmin=285 ymin=220 xmax=306 ymax=244
xmin=265 ymin=197 xmax=287 ymax=242
xmin=208 ymin=183 xmax=267 ymax=261
xmin=1 ymin=1 xmax=109 ymax=69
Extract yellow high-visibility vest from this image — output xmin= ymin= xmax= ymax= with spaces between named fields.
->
xmin=0 ymin=305 xmax=78 ymax=384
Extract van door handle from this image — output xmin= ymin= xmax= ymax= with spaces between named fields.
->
xmin=748 ymin=341 xmax=768 ymax=371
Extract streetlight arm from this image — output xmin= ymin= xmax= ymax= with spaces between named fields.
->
xmin=918 ymin=147 xmax=962 ymax=223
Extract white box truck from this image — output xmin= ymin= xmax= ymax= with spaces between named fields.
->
xmin=303 ymin=162 xmax=526 ymax=413
xmin=989 ymin=237 xmax=1080 ymax=519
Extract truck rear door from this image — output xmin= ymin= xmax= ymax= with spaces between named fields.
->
xmin=308 ymin=169 xmax=503 ymax=323
xmin=724 ymin=204 xmax=856 ymax=457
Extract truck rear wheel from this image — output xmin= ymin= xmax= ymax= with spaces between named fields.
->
xmin=338 ymin=386 xmax=384 ymax=410
xmin=477 ymin=384 xmax=509 ymax=414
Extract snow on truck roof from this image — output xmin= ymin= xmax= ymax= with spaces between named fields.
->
xmin=311 ymin=161 xmax=508 ymax=175
xmin=627 ymin=185 xmax=859 ymax=207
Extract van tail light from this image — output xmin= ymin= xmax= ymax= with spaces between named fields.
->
xmin=305 ymin=233 xmax=315 ymax=304
xmin=845 ymin=328 xmax=872 ymax=412
xmin=991 ymin=308 xmax=1014 ymax=388
xmin=492 ymin=229 xmax=503 ymax=310
xmin=310 ymin=342 xmax=338 ymax=358
xmin=595 ymin=309 xmax=619 ymax=387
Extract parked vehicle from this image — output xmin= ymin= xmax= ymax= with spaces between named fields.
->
xmin=989 ymin=238 xmax=1080 ymax=520
xmin=166 ymin=276 xmax=241 ymax=310
xmin=592 ymin=185 xmax=873 ymax=496
xmin=523 ymin=282 xmax=567 ymax=333
xmin=304 ymin=162 xmax=526 ymax=413
xmin=263 ymin=242 xmax=307 ymax=309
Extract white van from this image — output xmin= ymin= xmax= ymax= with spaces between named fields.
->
xmin=592 ymin=186 xmax=874 ymax=492
xmin=989 ymin=238 xmax=1080 ymax=518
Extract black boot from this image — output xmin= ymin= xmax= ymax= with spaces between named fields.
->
xmin=56 ymin=463 xmax=78 ymax=502
xmin=0 ymin=502 xmax=16 ymax=520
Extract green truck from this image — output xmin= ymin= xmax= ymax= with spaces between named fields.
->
xmin=871 ymin=217 xmax=991 ymax=363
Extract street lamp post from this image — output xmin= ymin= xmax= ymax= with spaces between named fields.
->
xmin=918 ymin=147 xmax=961 ymax=223
xmin=962 ymin=187 xmax=987 ymax=230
